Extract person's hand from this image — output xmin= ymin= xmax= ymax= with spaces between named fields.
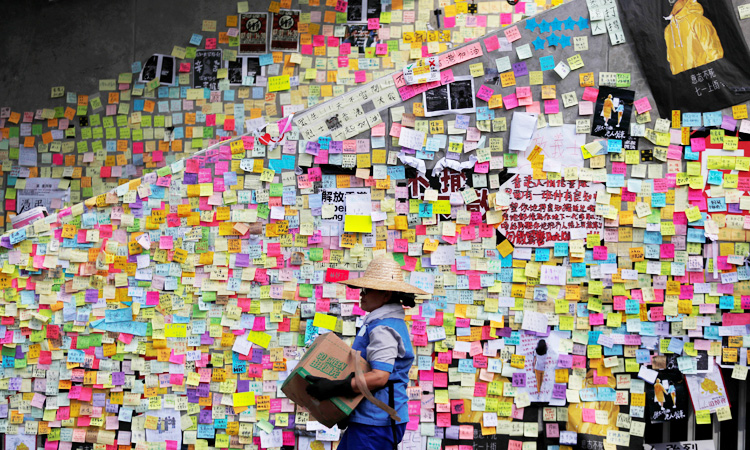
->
xmin=305 ymin=373 xmax=356 ymax=400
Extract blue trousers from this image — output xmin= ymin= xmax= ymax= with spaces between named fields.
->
xmin=336 ymin=422 xmax=407 ymax=450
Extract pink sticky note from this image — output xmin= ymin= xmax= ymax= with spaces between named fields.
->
xmin=474 ymin=162 xmax=489 ymax=173
xmin=355 ymin=70 xmax=366 ymax=83
xmin=582 ymin=87 xmax=599 ymax=102
xmin=368 ymin=18 xmax=380 ymax=30
xmin=440 ymin=69 xmax=455 ymax=85
xmin=327 ymin=36 xmax=340 ymax=47
xmin=484 ymin=35 xmax=499 ymax=52
xmin=340 ymin=42 xmax=351 ymax=55
xmin=690 ymin=137 xmax=706 ymax=151
xmin=516 ymin=86 xmax=531 ymax=98
xmin=504 ymin=26 xmax=521 ymax=43
xmin=503 ymin=93 xmax=519 ymax=110
xmin=579 ymin=101 xmax=594 ymax=115
xmin=501 ymin=13 xmax=512 ymax=24
xmin=634 ymin=97 xmax=652 ymax=114
xmin=476 ymin=85 xmax=494 ymax=102
xmin=313 ymin=35 xmax=325 ymax=46
xmin=376 ymin=43 xmax=388 ymax=55
xmin=544 ymin=99 xmax=559 ymax=114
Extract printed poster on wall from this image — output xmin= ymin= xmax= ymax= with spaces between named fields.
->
xmin=685 ymin=363 xmax=730 ymax=413
xmin=645 ymin=369 xmax=689 ymax=422
xmin=498 ymin=174 xmax=604 ymax=247
xmin=239 ymin=13 xmax=268 ymax=54
xmin=592 ymin=87 xmax=634 ymax=139
xmin=270 ymin=10 xmax=300 ymax=52
xmin=618 ymin=0 xmax=750 ymax=116
xmin=193 ymin=49 xmax=223 ymax=90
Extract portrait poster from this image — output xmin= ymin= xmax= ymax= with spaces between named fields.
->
xmin=592 ymin=87 xmax=633 ymax=139
xmin=645 ymin=369 xmax=689 ymax=423
xmin=238 ymin=13 xmax=268 ymax=54
xmin=193 ymin=50 xmax=223 ymax=90
xmin=270 ymin=10 xmax=300 ymax=52
xmin=618 ymin=0 xmax=750 ymax=116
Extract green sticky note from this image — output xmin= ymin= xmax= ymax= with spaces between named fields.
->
xmin=504 ymin=153 xmax=518 ymax=167
xmin=269 ymin=183 xmax=283 ymax=197
xmin=308 ymin=247 xmax=323 ymax=261
xmin=299 ymin=284 xmax=313 ymax=298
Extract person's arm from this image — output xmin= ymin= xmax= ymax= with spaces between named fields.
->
xmin=350 ymin=369 xmax=390 ymax=393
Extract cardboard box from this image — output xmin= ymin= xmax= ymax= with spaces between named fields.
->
xmin=281 ymin=332 xmax=370 ymax=428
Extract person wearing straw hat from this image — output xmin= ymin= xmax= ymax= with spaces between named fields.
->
xmin=305 ymin=255 xmax=428 ymax=450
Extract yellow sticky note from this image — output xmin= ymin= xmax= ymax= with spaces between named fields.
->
xmin=268 ymin=75 xmax=291 ymax=92
xmin=496 ymin=239 xmax=514 ymax=257
xmin=695 ymin=409 xmax=711 ymax=425
xmin=313 ymin=313 xmax=338 ymax=331
xmin=470 ymin=63 xmax=485 ymax=77
xmin=247 ymin=331 xmax=272 ymax=348
xmin=344 ymin=215 xmax=373 ymax=233
xmin=165 ymin=324 xmax=187 ymax=338
xmin=233 ymin=391 xmax=256 ymax=407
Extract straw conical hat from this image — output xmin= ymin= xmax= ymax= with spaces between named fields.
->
xmin=337 ymin=255 xmax=429 ymax=295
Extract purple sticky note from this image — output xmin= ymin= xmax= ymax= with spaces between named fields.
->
xmin=512 ymin=62 xmax=529 ymax=77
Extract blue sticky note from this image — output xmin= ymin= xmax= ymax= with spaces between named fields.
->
xmin=607 ymin=139 xmax=622 ymax=153
xmin=707 ymin=170 xmax=723 ymax=185
xmin=682 ymin=113 xmax=702 ymax=127
xmin=190 ymin=34 xmax=203 ymax=45
xmin=571 ymin=263 xmax=586 ymax=277
xmin=651 ymin=193 xmax=666 ymax=208
xmin=554 ymin=242 xmax=568 ymax=257
xmin=535 ymin=248 xmax=550 ymax=261
xmin=702 ymin=111 xmax=722 ymax=127
xmin=684 ymin=145 xmax=699 ymax=160
xmin=539 ymin=55 xmax=555 ymax=71
xmin=707 ymin=197 xmax=726 ymax=212
xmin=259 ymin=53 xmax=274 ymax=66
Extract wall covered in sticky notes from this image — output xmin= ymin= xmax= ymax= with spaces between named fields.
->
xmin=2 ymin=0 xmax=750 ymax=449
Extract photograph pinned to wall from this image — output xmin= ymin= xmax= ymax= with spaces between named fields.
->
xmin=270 ymin=10 xmax=301 ymax=52
xmin=592 ymin=87 xmax=634 ymax=139
xmin=138 ymin=54 xmax=176 ymax=86
xmin=227 ymin=56 xmax=265 ymax=85
xmin=193 ymin=49 xmax=223 ymax=90
xmin=342 ymin=24 xmax=380 ymax=54
xmin=238 ymin=12 xmax=268 ymax=54
xmin=347 ymin=0 xmax=384 ymax=22
xmin=618 ymin=0 xmax=750 ymax=115
xmin=422 ymin=76 xmax=476 ymax=117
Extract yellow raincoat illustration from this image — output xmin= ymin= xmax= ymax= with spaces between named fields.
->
xmin=664 ymin=0 xmax=724 ymax=75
